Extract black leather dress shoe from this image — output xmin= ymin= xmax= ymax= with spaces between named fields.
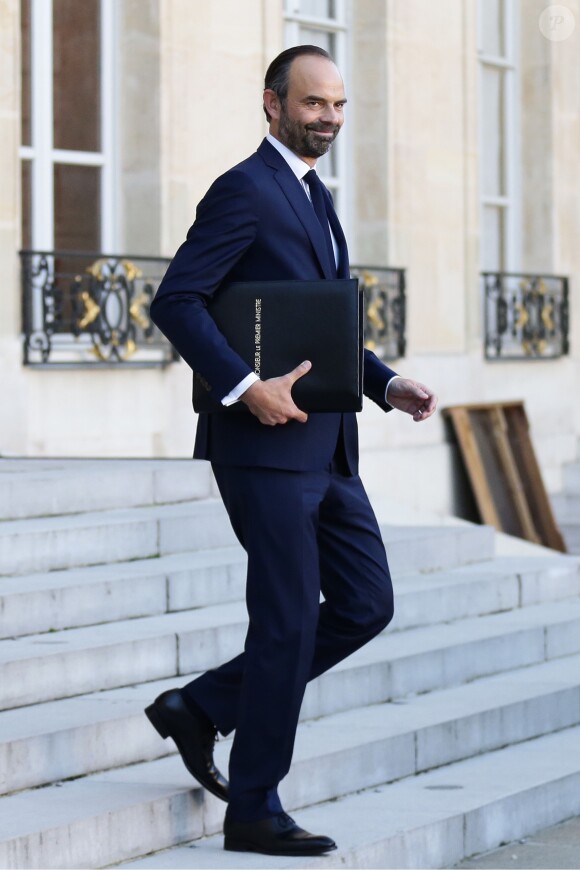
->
xmin=223 ymin=812 xmax=337 ymax=856
xmin=144 ymin=689 xmax=229 ymax=802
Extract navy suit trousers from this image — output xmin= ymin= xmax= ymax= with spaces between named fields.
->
xmin=182 ymin=460 xmax=394 ymax=822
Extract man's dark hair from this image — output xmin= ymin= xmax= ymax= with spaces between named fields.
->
xmin=263 ymin=45 xmax=333 ymax=122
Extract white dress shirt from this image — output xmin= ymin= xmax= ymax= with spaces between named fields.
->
xmin=221 ymin=134 xmax=400 ymax=407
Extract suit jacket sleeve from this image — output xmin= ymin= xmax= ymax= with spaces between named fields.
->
xmin=362 ymin=348 xmax=398 ymax=412
xmin=150 ymin=170 xmax=259 ymax=400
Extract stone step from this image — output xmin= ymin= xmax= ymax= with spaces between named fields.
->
xmin=550 ymin=493 xmax=580 ymax=554
xmin=0 ymin=499 xmax=237 ymax=576
xmin=114 ymin=726 xmax=580 ymax=870
xmin=380 ymin=522 xmax=495 ymax=573
xmin=313 ymin=593 xmax=580 ymax=710
xmin=0 ymin=521 xmax=496 ymax=626
xmin=2 ymin=685 xmax=580 ymax=869
xmin=0 ymin=459 xmax=214 ymax=521
xmin=563 ymin=462 xmax=580 ymax=494
xmin=0 ymin=604 xmax=245 ymax=711
xmin=2 ymin=639 xmax=580 ymax=798
xmin=0 ymin=544 xmax=574 ymax=643
xmin=551 ymin=492 xmax=580 ymax=518
xmin=0 ymin=598 xmax=580 ymax=791
xmin=0 ymin=488 xmax=494 ymax=577
xmin=2 ymin=585 xmax=580 ymax=727
xmin=560 ymin=523 xmax=580 ymax=556
xmin=560 ymin=524 xmax=580 ymax=555
xmin=389 ymin=555 xmax=580 ymax=631
xmin=0 ymin=547 xmax=247 ymax=639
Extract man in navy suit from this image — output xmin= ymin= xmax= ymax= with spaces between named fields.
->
xmin=146 ymin=45 xmax=437 ymax=856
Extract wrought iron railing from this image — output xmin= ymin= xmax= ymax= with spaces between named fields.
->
xmin=351 ymin=265 xmax=406 ymax=360
xmin=483 ymin=271 xmax=569 ymax=360
xmin=20 ymin=250 xmax=178 ymax=367
xmin=20 ymin=251 xmax=406 ymax=367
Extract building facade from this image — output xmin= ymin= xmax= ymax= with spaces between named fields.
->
xmin=1 ymin=0 xmax=579 ymax=516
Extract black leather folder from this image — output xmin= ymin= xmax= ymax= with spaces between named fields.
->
xmin=192 ymin=278 xmax=363 ymax=413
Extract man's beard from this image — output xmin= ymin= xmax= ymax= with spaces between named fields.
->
xmin=278 ymin=106 xmax=340 ymax=158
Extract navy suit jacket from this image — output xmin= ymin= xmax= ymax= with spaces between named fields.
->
xmin=150 ymin=139 xmax=398 ymax=473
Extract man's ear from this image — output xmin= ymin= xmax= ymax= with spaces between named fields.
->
xmin=263 ymin=89 xmax=282 ymax=121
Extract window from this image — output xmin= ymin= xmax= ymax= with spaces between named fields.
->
xmin=20 ymin=0 xmax=118 ymax=256
xmin=284 ymin=0 xmax=349 ymax=230
xmin=477 ymin=0 xmax=521 ymax=271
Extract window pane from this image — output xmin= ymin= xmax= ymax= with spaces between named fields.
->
xmin=21 ymin=0 xmax=32 ymax=146
xmin=53 ymin=0 xmax=101 ymax=152
xmin=482 ymin=206 xmax=504 ymax=271
xmin=314 ymin=146 xmax=336 ymax=179
xmin=21 ymin=160 xmax=33 ymax=249
xmin=480 ymin=0 xmax=504 ymax=56
xmin=54 ymin=163 xmax=100 ymax=252
xmin=299 ymin=0 xmax=336 ymax=19
xmin=297 ymin=26 xmax=335 ymax=54
xmin=481 ymin=66 xmax=504 ymax=197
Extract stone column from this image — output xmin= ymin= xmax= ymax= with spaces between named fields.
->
xmin=159 ymin=0 xmax=283 ymax=255
xmin=155 ymin=0 xmax=283 ymax=457
xmin=0 ymin=0 xmax=22 ymax=344
xmin=381 ymin=0 xmax=469 ymax=356
xmin=0 ymin=0 xmax=28 ymax=453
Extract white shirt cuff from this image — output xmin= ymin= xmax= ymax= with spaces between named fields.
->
xmin=385 ymin=375 xmax=402 ymax=407
xmin=221 ymin=372 xmax=260 ymax=406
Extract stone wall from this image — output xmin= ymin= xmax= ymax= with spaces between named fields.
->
xmin=0 ymin=0 xmax=578 ymax=520
xmin=355 ymin=0 xmax=580 ymax=512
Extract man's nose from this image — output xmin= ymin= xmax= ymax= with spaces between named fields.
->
xmin=320 ymin=104 xmax=341 ymax=125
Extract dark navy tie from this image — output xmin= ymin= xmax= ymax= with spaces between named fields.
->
xmin=304 ymin=169 xmax=337 ymax=278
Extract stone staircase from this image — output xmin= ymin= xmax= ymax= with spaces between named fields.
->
xmin=1 ymin=459 xmax=580 ymax=869
xmin=552 ymin=439 xmax=580 ymax=554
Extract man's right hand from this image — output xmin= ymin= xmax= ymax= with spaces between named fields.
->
xmin=240 ymin=360 xmax=312 ymax=426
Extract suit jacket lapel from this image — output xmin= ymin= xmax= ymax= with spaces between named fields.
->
xmin=258 ymin=139 xmax=335 ymax=280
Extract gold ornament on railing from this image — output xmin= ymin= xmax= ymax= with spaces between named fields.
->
xmin=86 ymin=258 xmax=143 ymax=283
xmin=77 ymin=290 xmax=101 ymax=330
xmin=129 ymin=291 xmax=151 ymax=330
xmin=360 ymin=269 xmax=379 ymax=288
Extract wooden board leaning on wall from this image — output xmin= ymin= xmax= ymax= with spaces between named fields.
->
xmin=443 ymin=401 xmax=566 ymax=552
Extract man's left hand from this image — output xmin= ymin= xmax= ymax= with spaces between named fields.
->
xmin=387 ymin=378 xmax=438 ymax=422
